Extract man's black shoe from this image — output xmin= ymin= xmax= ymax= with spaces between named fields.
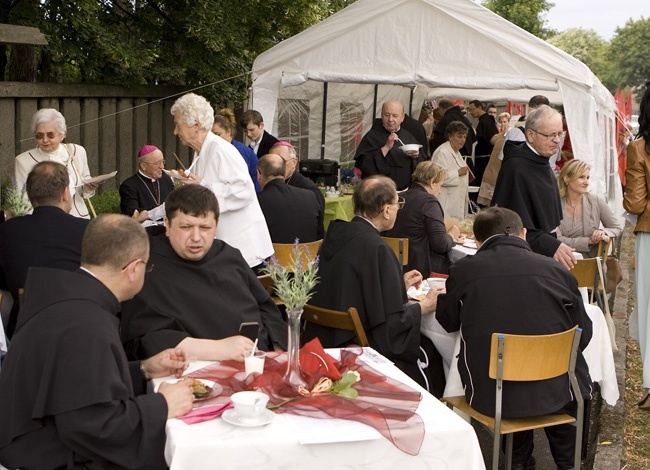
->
xmin=511 ymin=456 xmax=536 ymax=470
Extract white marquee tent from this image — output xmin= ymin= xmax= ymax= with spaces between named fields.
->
xmin=250 ymin=0 xmax=621 ymax=204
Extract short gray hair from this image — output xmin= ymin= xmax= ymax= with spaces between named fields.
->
xmin=526 ymin=105 xmax=560 ymax=133
xmin=171 ymin=93 xmax=214 ymax=132
xmin=32 ymin=108 xmax=67 ymax=137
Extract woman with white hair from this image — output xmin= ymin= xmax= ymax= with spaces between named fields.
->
xmin=15 ymin=108 xmax=94 ymax=218
xmin=169 ymin=93 xmax=272 ymax=268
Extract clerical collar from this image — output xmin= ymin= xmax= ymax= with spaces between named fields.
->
xmin=356 ymin=215 xmax=378 ymax=231
xmin=525 ymin=141 xmax=544 ymax=157
xmin=79 ymin=266 xmax=99 ymax=279
xmin=138 ymin=170 xmax=157 ymax=182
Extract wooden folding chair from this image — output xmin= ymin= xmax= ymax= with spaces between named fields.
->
xmin=443 ymin=326 xmax=584 ymax=470
xmin=256 ymin=274 xmax=282 ymax=305
xmin=302 ymin=303 xmax=369 ymax=347
xmin=271 ymin=240 xmax=322 ymax=272
xmin=381 ymin=237 xmax=409 ymax=266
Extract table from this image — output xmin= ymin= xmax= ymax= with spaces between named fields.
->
xmin=155 ymin=349 xmax=486 ymax=470
xmin=324 ymin=195 xmax=354 ymax=230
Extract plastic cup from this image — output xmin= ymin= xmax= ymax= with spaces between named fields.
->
xmin=230 ymin=391 xmax=269 ymax=423
xmin=427 ymin=278 xmax=446 ymax=290
xmin=245 ymin=350 xmax=266 ymax=377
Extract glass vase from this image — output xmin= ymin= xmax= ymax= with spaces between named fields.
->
xmin=284 ymin=309 xmax=307 ymax=389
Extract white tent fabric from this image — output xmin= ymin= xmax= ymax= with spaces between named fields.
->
xmin=251 ymin=0 xmax=621 ymax=206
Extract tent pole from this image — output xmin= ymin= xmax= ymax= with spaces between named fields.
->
xmin=321 ymin=81 xmax=328 ymax=160
xmin=373 ymin=84 xmax=379 ymax=118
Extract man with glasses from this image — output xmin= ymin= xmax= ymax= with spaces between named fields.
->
xmin=119 ymin=145 xmax=175 ymax=217
xmin=305 ymin=176 xmax=442 ymax=391
xmin=492 ymin=105 xmax=576 ymax=269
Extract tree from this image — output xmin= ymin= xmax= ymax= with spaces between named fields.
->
xmin=607 ymin=17 xmax=650 ymax=90
xmin=548 ymin=28 xmax=613 ymax=90
xmin=481 ymin=0 xmax=555 ymax=38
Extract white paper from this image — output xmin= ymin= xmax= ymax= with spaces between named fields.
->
xmin=285 ymin=413 xmax=381 ymax=445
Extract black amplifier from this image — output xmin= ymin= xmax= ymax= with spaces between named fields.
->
xmin=298 ymin=159 xmax=340 ymax=186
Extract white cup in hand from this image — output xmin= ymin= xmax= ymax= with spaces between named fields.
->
xmin=244 ymin=350 xmax=266 ymax=377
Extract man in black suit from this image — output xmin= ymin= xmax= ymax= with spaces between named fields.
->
xmin=119 ymin=145 xmax=174 ymax=216
xmin=257 ymin=154 xmax=323 ymax=243
xmin=0 ymin=161 xmax=89 ymax=338
xmin=240 ymin=110 xmax=279 ymax=158
xmin=430 ymin=98 xmax=477 ymax=156
xmin=268 ymin=141 xmax=326 ymax=217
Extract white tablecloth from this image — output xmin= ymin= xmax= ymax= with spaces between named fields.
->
xmin=442 ymin=303 xmax=619 ymax=406
xmin=156 ymin=350 xmax=486 ymax=470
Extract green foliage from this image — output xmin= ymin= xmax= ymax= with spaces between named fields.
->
xmin=548 ymin=28 xmax=614 ymax=89
xmin=607 ymin=17 xmax=650 ymax=90
xmin=2 ymin=0 xmax=356 ymax=104
xmin=482 ymin=0 xmax=555 ymax=38
xmin=87 ymin=188 xmax=121 ymax=216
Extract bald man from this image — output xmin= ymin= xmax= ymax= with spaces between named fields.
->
xmin=119 ymin=145 xmax=174 ymax=216
xmin=354 ymin=100 xmax=427 ymax=190
xmin=257 ymin=153 xmax=323 ymax=243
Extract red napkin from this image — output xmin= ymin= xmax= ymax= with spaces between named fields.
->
xmin=299 ymin=338 xmax=342 ymax=380
xmin=429 ymin=272 xmax=448 ymax=279
xmin=178 ymin=402 xmax=233 ymax=425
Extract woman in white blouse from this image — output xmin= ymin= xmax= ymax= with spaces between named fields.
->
xmin=431 ymin=121 xmax=470 ymax=219
xmin=557 ymin=159 xmax=622 ymax=257
xmin=15 ymin=109 xmax=94 ymax=218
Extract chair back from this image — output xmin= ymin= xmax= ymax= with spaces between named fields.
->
xmin=302 ymin=304 xmax=369 ymax=347
xmin=570 ymin=258 xmax=599 ymax=290
xmin=381 ymin=237 xmax=410 ymax=266
xmin=488 ymin=326 xmax=579 ymax=382
xmin=272 ymin=240 xmax=322 ymax=272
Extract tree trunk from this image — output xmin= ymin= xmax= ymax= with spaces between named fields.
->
xmin=9 ymin=44 xmax=37 ymax=82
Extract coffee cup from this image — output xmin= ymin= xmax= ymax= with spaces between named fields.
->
xmin=245 ymin=350 xmax=266 ymax=377
xmin=427 ymin=278 xmax=446 ymax=290
xmin=230 ymin=391 xmax=269 ymax=423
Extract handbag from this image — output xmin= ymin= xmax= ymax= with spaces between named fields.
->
xmin=605 ymin=255 xmax=623 ymax=294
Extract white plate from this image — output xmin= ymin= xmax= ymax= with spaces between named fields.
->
xmin=407 ymin=285 xmax=430 ymax=301
xmin=222 ymin=408 xmax=275 ymax=427
xmin=80 ymin=170 xmax=118 ymax=186
xmin=163 ymin=169 xmax=191 ymax=181
xmin=154 ymin=378 xmax=222 ymax=400
xmin=463 ymin=240 xmax=478 ymax=249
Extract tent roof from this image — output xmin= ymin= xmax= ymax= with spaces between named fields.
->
xmin=253 ymin=0 xmax=614 ymax=111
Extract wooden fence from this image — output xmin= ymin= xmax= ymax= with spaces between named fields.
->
xmin=0 ymin=82 xmax=196 ymax=191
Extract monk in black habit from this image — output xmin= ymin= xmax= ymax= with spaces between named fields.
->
xmin=304 ymin=176 xmax=444 ymax=392
xmin=121 ymin=184 xmax=287 ymax=361
xmin=491 ymin=105 xmax=577 ymax=270
xmin=354 ymin=100 xmax=428 ymax=190
xmin=0 ymin=214 xmax=195 ymax=469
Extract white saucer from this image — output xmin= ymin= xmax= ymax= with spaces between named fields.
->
xmin=222 ymin=408 xmax=275 ymax=427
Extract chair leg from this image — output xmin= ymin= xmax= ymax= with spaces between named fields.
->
xmin=492 ymin=431 xmax=501 ymax=470
xmin=505 ymin=433 xmax=513 ymax=470
xmin=574 ymin=400 xmax=584 ymax=470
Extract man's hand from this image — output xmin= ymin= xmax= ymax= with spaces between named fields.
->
xmin=158 ymin=379 xmax=195 ymax=418
xmin=553 ymin=242 xmax=577 ymax=270
xmin=142 ymin=347 xmax=190 ymax=379
xmin=404 ymin=269 xmax=423 ymax=290
xmin=589 ymin=230 xmax=609 ymax=245
xmin=183 ymin=172 xmax=202 ymax=185
xmin=381 ymin=132 xmax=399 ymax=156
xmin=457 ymin=166 xmax=469 ymax=176
xmin=420 ymin=287 xmax=444 ymax=315
xmin=133 ymin=210 xmax=150 ymax=223
xmin=215 ymin=336 xmax=255 ymax=361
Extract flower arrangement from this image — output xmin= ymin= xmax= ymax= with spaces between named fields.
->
xmin=260 ymin=239 xmax=320 ymax=312
xmin=2 ymin=178 xmax=32 ymax=217
xmin=269 ymin=370 xmax=362 ymax=409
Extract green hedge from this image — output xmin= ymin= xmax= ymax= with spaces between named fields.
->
xmin=86 ymin=188 xmax=121 ymax=216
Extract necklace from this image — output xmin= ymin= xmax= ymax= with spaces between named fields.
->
xmin=137 ymin=173 xmax=161 ymax=205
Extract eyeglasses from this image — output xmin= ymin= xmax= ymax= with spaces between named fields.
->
xmin=145 ymin=160 xmax=166 ymax=167
xmin=529 ymin=129 xmax=566 ymax=141
xmin=389 ymin=196 xmax=406 ymax=210
xmin=121 ymin=258 xmax=154 ymax=273
xmin=35 ymin=131 xmax=58 ymax=140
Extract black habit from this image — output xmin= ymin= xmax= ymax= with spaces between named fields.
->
xmin=0 ymin=268 xmax=168 ymax=469
xmin=287 ymin=170 xmax=326 ymax=214
xmin=257 ymin=178 xmax=323 ymax=243
xmin=0 ymin=205 xmax=88 ymax=338
xmin=119 ymin=171 xmax=174 ymax=216
xmin=384 ymin=184 xmax=454 ymax=277
xmin=491 ymin=141 xmax=563 ymax=257
xmin=121 ymin=235 xmax=287 ymax=359
xmin=430 ymin=106 xmax=477 ymax=156
xmin=304 ymin=217 xmax=426 ymax=386
xmin=354 ymin=118 xmax=427 ymax=190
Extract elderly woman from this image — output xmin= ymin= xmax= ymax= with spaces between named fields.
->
xmin=212 ymin=109 xmax=261 ymax=192
xmin=557 ymin=159 xmax=622 ymax=257
xmin=15 ymin=108 xmax=94 ymax=218
xmin=625 ymin=84 xmax=650 ymax=408
xmin=432 ymin=121 xmax=470 ymax=219
xmin=153 ymin=93 xmax=272 ymax=268
xmin=385 ymin=161 xmax=460 ymax=277
xmin=478 ymin=112 xmax=511 ymax=206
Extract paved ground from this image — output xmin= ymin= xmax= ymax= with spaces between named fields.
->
xmin=472 ymin=225 xmax=632 ymax=469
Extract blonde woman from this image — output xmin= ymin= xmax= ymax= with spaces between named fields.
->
xmin=557 ymin=159 xmax=622 ymax=257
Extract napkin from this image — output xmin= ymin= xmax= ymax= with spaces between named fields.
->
xmin=299 ymin=338 xmax=342 ymax=380
xmin=178 ymin=402 xmax=233 ymax=425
